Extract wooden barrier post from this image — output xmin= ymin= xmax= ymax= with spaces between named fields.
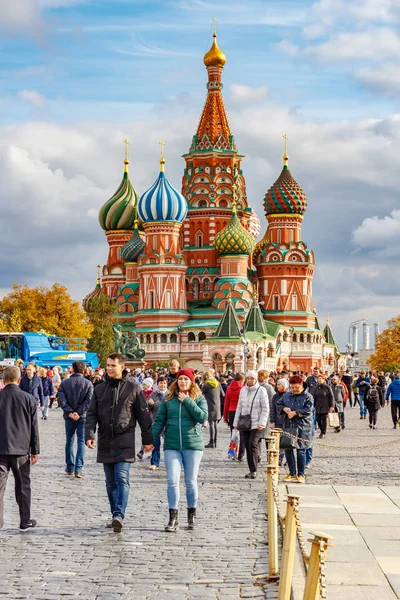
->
xmin=266 ymin=462 xmax=279 ymax=579
xmin=277 ymin=495 xmax=300 ymax=600
xmin=303 ymin=532 xmax=333 ymax=600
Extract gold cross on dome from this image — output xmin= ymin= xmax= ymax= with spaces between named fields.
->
xmin=159 ymin=140 xmax=165 ymax=159
xmin=123 ymin=138 xmax=129 ymax=161
xmin=213 ymin=17 xmax=217 ymax=35
xmin=283 ymin=133 xmax=288 ymax=156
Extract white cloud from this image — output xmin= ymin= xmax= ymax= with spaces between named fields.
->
xmin=309 ymin=0 xmax=400 ymax=28
xmin=304 ymin=28 xmax=400 ymax=61
xmin=18 ymin=90 xmax=48 ymax=107
xmin=352 ymin=209 xmax=400 ymax=248
xmin=0 ymin=0 xmax=45 ymax=34
xmin=356 ymin=64 xmax=400 ymax=95
xmin=275 ymin=40 xmax=299 ymax=57
xmin=229 ymin=84 xmax=268 ymax=104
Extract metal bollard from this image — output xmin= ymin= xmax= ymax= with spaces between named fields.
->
xmin=303 ymin=532 xmax=333 ymax=600
xmin=278 ymin=495 xmax=301 ymax=600
xmin=266 ymin=463 xmax=280 ymax=579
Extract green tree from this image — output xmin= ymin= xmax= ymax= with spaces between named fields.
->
xmin=85 ymin=292 xmax=116 ymax=367
xmin=369 ymin=315 xmax=400 ymax=372
xmin=0 ymin=284 xmax=92 ymax=339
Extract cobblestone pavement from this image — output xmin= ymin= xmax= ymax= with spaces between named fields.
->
xmin=0 ymin=410 xmax=279 ymax=600
xmin=297 ymin=402 xmax=400 ymax=486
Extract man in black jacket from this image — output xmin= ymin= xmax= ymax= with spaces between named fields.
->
xmin=85 ymin=353 xmax=153 ymax=533
xmin=58 ymin=361 xmax=94 ymax=478
xmin=0 ymin=365 xmax=40 ymax=531
xmin=19 ymin=363 xmax=43 ymax=407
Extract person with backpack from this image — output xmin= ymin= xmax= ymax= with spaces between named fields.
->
xmin=366 ymin=379 xmax=382 ymax=429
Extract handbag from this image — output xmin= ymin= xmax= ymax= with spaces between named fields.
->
xmin=237 ymin=388 xmax=259 ymax=431
xmin=280 ymin=421 xmax=298 ymax=449
xmin=328 ymin=412 xmax=340 ymax=428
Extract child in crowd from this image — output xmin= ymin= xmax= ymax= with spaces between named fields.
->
xmin=147 ymin=376 xmax=168 ymax=470
xmin=366 ymin=378 xmax=381 ymax=429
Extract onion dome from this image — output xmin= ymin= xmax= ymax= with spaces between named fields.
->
xmin=138 ymin=154 xmax=188 ymax=224
xmin=264 ymin=154 xmax=308 ymax=217
xmin=204 ymin=32 xmax=226 ymax=68
xmin=121 ymin=220 xmax=145 ymax=263
xmin=99 ymin=142 xmax=138 ymax=231
xmin=248 ymin=208 xmax=261 ymax=239
xmin=214 ymin=201 xmax=255 ymax=256
xmin=83 ymin=266 xmax=106 ymax=312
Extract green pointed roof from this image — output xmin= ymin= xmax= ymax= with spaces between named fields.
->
xmin=323 ymin=317 xmax=340 ymax=353
xmin=213 ymin=298 xmax=243 ymax=340
xmin=99 ymin=152 xmax=139 ymax=231
xmin=213 ymin=201 xmax=255 ymax=256
xmin=245 ymin=297 xmax=267 ymax=336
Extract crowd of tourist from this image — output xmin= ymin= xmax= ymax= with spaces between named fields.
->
xmin=0 ymin=356 xmax=399 ymax=535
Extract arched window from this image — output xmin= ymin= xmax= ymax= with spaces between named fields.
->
xmin=170 ymin=334 xmax=177 ymax=343
xmin=307 ymin=334 xmax=312 ymax=343
xmin=197 ymin=233 xmax=203 ymax=248
xmin=188 ymin=332 xmax=196 ymax=342
xmin=203 ymin=278 xmax=210 ymax=292
xmin=161 ymin=334 xmax=167 ymax=343
xmin=198 ymin=331 xmax=206 ymax=341
xmin=299 ymin=334 xmax=304 ymax=343
xmin=292 ymin=333 xmax=298 ymax=343
xmin=185 ymin=278 xmax=189 ymax=293
xmin=292 ymin=294 xmax=297 ymax=311
xmin=153 ymin=334 xmax=158 ymax=343
xmin=199 ymin=200 xmax=207 ymax=208
xmin=146 ymin=334 xmax=151 ymax=344
xmin=140 ymin=335 xmax=144 ymax=344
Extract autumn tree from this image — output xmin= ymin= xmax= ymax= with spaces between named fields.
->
xmin=368 ymin=315 xmax=400 ymax=372
xmin=0 ymin=284 xmax=92 ymax=339
xmin=85 ymin=291 xmax=116 ymax=367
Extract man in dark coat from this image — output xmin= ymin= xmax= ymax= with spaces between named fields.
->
xmin=85 ymin=353 xmax=153 ymax=533
xmin=0 ymin=365 xmax=40 ymax=531
xmin=19 ymin=363 xmax=43 ymax=407
xmin=58 ymin=361 xmax=94 ymax=478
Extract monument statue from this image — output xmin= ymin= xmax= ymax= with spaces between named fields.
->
xmin=112 ymin=324 xmax=145 ymax=360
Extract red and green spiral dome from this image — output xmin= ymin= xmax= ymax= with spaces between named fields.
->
xmin=264 ymin=163 xmax=308 ymax=217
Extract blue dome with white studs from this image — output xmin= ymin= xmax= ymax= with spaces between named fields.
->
xmin=138 ymin=158 xmax=188 ymax=224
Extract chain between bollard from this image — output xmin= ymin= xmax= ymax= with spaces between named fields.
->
xmin=319 ymin=538 xmax=327 ymax=599
xmin=292 ymin=496 xmax=310 ymax=564
xmin=280 ymin=430 xmax=400 ymax=451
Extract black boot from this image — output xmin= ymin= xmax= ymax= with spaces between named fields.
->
xmin=187 ymin=508 xmax=196 ymax=530
xmin=205 ymin=441 xmax=214 ymax=448
xmin=165 ymin=509 xmax=178 ymax=532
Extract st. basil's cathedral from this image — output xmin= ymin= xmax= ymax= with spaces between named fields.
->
xmin=84 ymin=30 xmax=343 ymax=373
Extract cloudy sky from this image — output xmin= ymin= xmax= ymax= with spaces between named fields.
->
xmin=1 ymin=0 xmax=400 ymax=349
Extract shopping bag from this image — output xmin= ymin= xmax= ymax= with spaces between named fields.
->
xmin=327 ymin=412 xmax=340 ymax=428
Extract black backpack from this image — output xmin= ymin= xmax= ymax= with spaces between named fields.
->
xmin=369 ymin=388 xmax=379 ymax=402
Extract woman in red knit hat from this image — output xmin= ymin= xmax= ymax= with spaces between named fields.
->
xmin=152 ymin=368 xmax=208 ymax=532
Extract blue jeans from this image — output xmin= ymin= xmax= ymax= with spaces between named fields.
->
xmin=285 ymin=448 xmax=307 ymax=477
xmin=151 ymin=437 xmax=161 ymax=466
xmin=164 ymin=449 xmax=203 ymax=509
xmin=64 ymin=417 xmax=86 ymax=473
xmin=41 ymin=396 xmax=49 ymax=418
xmin=359 ymin=393 xmax=367 ymax=417
xmin=103 ymin=462 xmax=131 ymax=520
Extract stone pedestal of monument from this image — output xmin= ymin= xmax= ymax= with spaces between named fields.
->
xmin=125 ymin=359 xmax=147 ymax=371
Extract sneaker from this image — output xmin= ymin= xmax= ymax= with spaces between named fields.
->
xmin=250 ymin=472 xmax=257 ymax=479
xmin=149 ymin=465 xmax=159 ymax=470
xmin=20 ymin=519 xmax=37 ymax=531
xmin=369 ymin=424 xmax=372 ymax=428
xmin=65 ymin=469 xmax=74 ymax=475
xmin=373 ymin=425 xmax=376 ymax=429
xmin=244 ymin=472 xmax=252 ymax=478
xmin=305 ymin=462 xmax=312 ymax=470
xmin=105 ymin=521 xmax=113 ymax=528
xmin=74 ymin=472 xmax=84 ymax=479
xmin=282 ymin=474 xmax=297 ymax=482
xmin=112 ymin=517 xmax=123 ymax=533
xmin=341 ymin=425 xmax=345 ymax=429
xmin=297 ymin=476 xmax=306 ymax=484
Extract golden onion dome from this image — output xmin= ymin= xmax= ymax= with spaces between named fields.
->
xmin=213 ymin=202 xmax=255 ymax=256
xmin=204 ymin=33 xmax=226 ymax=68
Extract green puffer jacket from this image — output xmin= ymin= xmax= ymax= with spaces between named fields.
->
xmin=152 ymin=393 xmax=208 ymax=451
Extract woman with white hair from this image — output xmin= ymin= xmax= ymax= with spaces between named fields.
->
xmin=233 ymin=370 xmax=269 ymax=479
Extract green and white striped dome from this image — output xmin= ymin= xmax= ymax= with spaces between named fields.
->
xmin=99 ymin=156 xmax=138 ymax=231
